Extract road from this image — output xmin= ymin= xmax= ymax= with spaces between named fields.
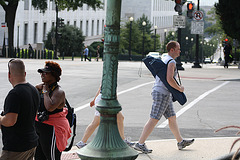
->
xmin=0 ymin=58 xmax=240 ymax=149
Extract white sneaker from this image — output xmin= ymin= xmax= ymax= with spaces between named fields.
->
xmin=76 ymin=141 xmax=87 ymax=149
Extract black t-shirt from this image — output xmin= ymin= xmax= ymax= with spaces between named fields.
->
xmin=1 ymin=83 xmax=39 ymax=152
xmin=224 ymin=44 xmax=232 ymax=55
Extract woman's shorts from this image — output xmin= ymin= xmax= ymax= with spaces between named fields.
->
xmin=94 ymin=94 xmax=102 ymax=117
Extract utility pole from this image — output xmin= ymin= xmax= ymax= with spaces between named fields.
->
xmin=54 ymin=2 xmax=58 ymax=59
xmin=174 ymin=0 xmax=185 ymax=70
xmin=192 ymin=0 xmax=202 ymax=68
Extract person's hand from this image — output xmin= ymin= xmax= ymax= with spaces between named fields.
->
xmin=90 ymin=100 xmax=95 ymax=107
xmin=36 ymin=83 xmax=44 ymax=91
xmin=42 ymin=84 xmax=49 ymax=93
xmin=179 ymin=85 xmax=184 ymax=92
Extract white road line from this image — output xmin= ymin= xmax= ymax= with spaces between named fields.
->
xmin=157 ymin=81 xmax=230 ymax=128
xmin=75 ymin=81 xmax=154 ymax=113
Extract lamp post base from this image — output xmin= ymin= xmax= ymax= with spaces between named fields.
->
xmin=77 ymin=114 xmax=138 ymax=160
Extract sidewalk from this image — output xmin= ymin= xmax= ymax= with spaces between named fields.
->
xmin=61 ymin=137 xmax=238 ymax=160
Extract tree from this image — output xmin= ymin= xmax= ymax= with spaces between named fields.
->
xmin=136 ymin=14 xmax=152 ymax=34
xmin=0 ymin=0 xmax=102 ymax=56
xmin=1 ymin=0 xmax=19 ymax=54
xmin=120 ymin=16 xmax=160 ymax=56
xmin=204 ymin=7 xmax=224 ymax=36
xmin=44 ymin=25 xmax=85 ymax=56
xmin=215 ymin=0 xmax=240 ymax=42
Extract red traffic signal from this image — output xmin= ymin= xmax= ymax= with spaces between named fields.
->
xmin=187 ymin=3 xmax=194 ymax=18
xmin=187 ymin=3 xmax=194 ymax=10
xmin=225 ymin=38 xmax=228 ymax=42
xmin=174 ymin=0 xmax=182 ymax=12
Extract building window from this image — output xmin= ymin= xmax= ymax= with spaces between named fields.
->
xmin=97 ymin=20 xmax=99 ymax=35
xmin=52 ymin=22 xmax=55 ymax=28
xmin=34 ymin=23 xmax=38 ymax=44
xmin=43 ymin=22 xmax=47 ymax=41
xmin=74 ymin=21 xmax=77 ymax=27
xmin=24 ymin=0 xmax=29 ymax=10
xmin=24 ymin=23 xmax=28 ymax=45
xmin=102 ymin=20 xmax=105 ymax=35
xmin=80 ymin=20 xmax=83 ymax=32
xmin=91 ymin=20 xmax=94 ymax=36
xmin=67 ymin=21 xmax=70 ymax=25
xmin=86 ymin=20 xmax=89 ymax=36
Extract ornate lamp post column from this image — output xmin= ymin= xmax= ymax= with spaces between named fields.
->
xmin=129 ymin=17 xmax=133 ymax=61
xmin=77 ymin=0 xmax=138 ymax=159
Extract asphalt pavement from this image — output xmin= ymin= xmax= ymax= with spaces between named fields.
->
xmin=0 ymin=58 xmax=240 ymax=160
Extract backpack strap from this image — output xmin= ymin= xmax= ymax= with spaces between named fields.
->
xmin=166 ymin=59 xmax=181 ymax=85
xmin=64 ymin=99 xmax=77 ymax=152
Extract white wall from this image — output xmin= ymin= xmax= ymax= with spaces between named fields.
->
xmin=0 ymin=0 xmax=107 ymax=49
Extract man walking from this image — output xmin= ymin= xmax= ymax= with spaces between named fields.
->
xmin=83 ymin=45 xmax=91 ymax=61
xmin=223 ymin=43 xmax=232 ymax=68
xmin=0 ymin=59 xmax=39 ymax=160
xmin=134 ymin=41 xmax=194 ymax=154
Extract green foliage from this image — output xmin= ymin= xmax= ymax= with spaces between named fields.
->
xmin=204 ymin=7 xmax=224 ymax=37
xmin=44 ymin=25 xmax=85 ymax=56
xmin=215 ymin=0 xmax=240 ymax=41
xmin=162 ymin=31 xmax=177 ymax=52
xmin=90 ymin=41 xmax=104 ymax=57
xmin=32 ymin=0 xmax=103 ymax=12
xmin=136 ymin=14 xmax=153 ymax=34
xmin=120 ymin=15 xmax=160 ymax=56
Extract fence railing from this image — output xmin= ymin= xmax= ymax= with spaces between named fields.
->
xmin=0 ymin=47 xmax=144 ymax=61
xmin=0 ymin=47 xmax=55 ymax=59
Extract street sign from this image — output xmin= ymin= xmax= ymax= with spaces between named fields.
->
xmin=173 ymin=15 xmax=186 ymax=28
xmin=191 ymin=21 xmax=204 ymax=34
xmin=193 ymin=11 xmax=204 ymax=21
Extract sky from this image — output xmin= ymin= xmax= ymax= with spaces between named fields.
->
xmin=192 ymin=0 xmax=218 ymax=6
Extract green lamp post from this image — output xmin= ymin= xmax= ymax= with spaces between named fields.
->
xmin=77 ymin=0 xmax=138 ymax=159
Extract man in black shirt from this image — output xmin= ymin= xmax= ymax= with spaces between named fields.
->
xmin=0 ymin=59 xmax=39 ymax=160
xmin=223 ymin=43 xmax=232 ymax=68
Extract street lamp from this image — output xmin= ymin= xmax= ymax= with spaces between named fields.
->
xmin=154 ymin=25 xmax=157 ymax=51
xmin=190 ymin=38 xmax=194 ymax=60
xmin=164 ymin=29 xmax=167 ymax=52
xmin=171 ymin=31 xmax=175 ymax=40
xmin=128 ymin=17 xmax=133 ymax=61
xmin=142 ymin=21 xmax=146 ymax=58
xmin=17 ymin=22 xmax=20 ymax=49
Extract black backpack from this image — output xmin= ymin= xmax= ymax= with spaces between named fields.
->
xmin=64 ymin=99 xmax=77 ymax=151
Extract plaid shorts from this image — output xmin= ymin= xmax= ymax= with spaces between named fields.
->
xmin=150 ymin=90 xmax=176 ymax=120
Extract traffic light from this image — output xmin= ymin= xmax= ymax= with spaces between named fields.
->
xmin=174 ymin=0 xmax=187 ymax=13
xmin=187 ymin=3 xmax=194 ymax=18
xmin=225 ymin=38 xmax=228 ymax=42
xmin=57 ymin=18 xmax=64 ymax=28
xmin=174 ymin=0 xmax=182 ymax=13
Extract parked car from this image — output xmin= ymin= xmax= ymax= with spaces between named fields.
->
xmin=146 ymin=52 xmax=161 ymax=59
xmin=204 ymin=58 xmax=212 ymax=64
